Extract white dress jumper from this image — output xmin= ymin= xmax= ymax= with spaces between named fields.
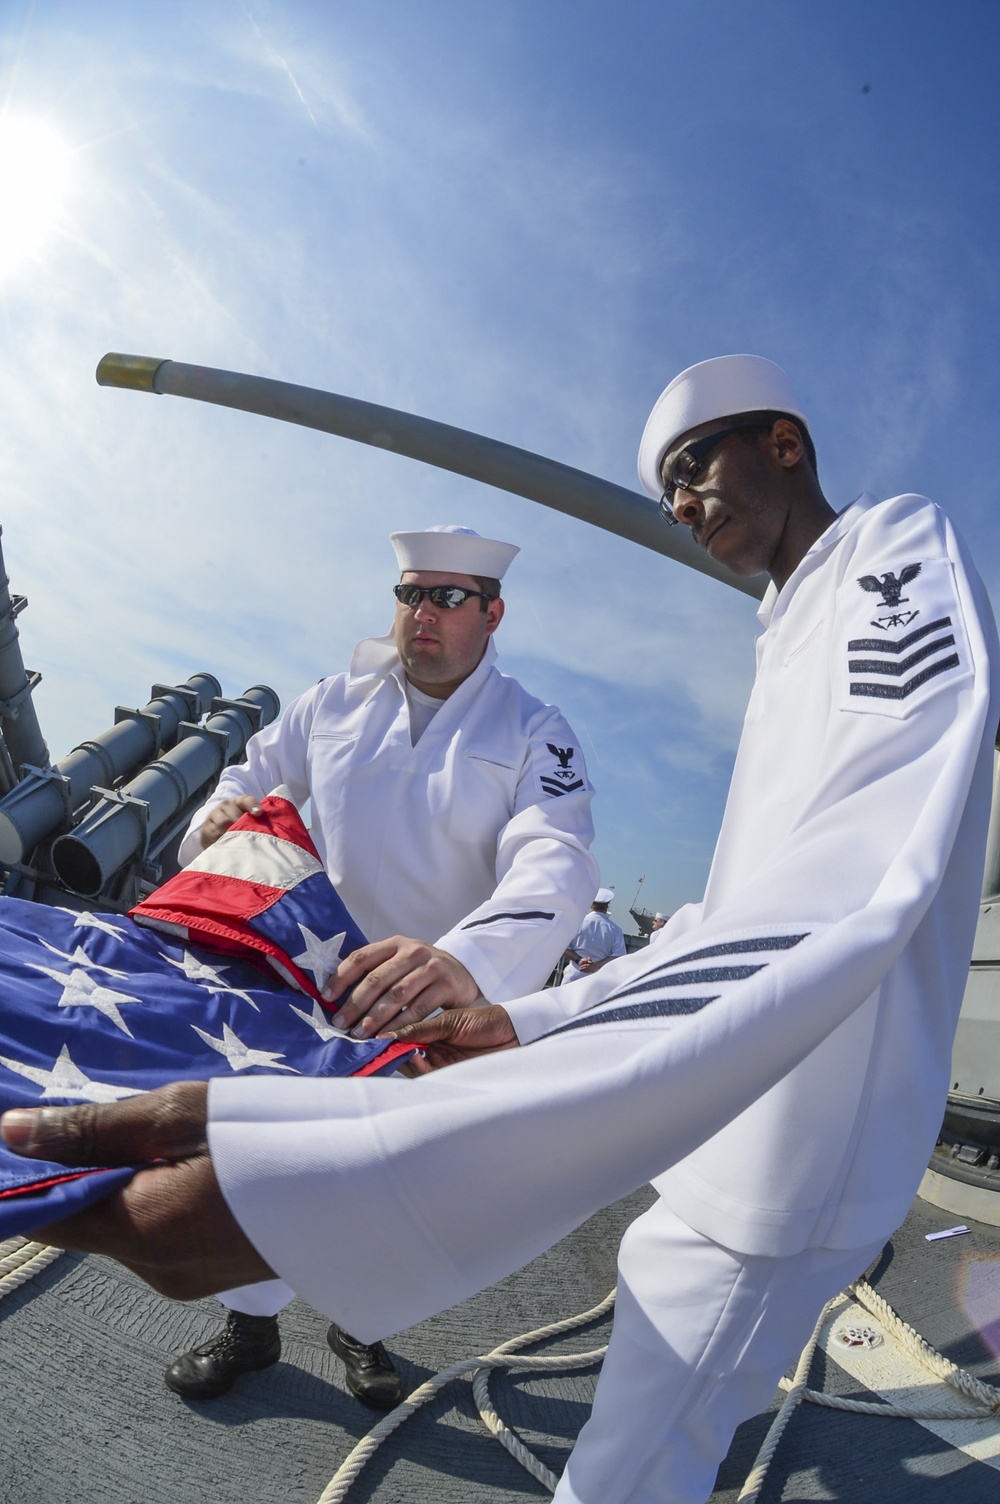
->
xmin=184 ymin=634 xmax=597 ymax=1318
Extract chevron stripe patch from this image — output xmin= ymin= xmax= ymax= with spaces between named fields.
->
xmin=541 ymin=931 xmax=810 ymax=1038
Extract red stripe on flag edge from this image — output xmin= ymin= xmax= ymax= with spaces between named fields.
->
xmin=0 ymin=1167 xmax=106 ymax=1199
xmin=352 ymin=1040 xmax=417 ymax=1075
xmin=130 ymin=794 xmax=321 ymax=928
xmin=231 ymin=795 xmax=322 ymax=859
xmin=133 ymin=868 xmax=284 ymax=923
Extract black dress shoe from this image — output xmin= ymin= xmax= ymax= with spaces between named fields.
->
xmin=164 ymin=1311 xmax=281 ymax=1399
xmin=327 ymin=1323 xmax=402 ymax=1410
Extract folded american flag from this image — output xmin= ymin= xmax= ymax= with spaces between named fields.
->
xmin=0 ymin=789 xmax=408 ymax=1237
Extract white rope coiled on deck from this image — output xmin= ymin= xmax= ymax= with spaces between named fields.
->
xmin=315 ymin=1290 xmax=615 ymax=1503
xmin=0 ymin=1235 xmax=62 ymax=1298
xmin=736 ymin=1275 xmax=1000 ymax=1504
xmin=317 ymin=1265 xmax=1000 ymax=1504
xmin=851 ymin=1276 xmax=1000 ymax=1414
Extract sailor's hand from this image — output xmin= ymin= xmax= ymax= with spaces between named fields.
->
xmin=0 ymin=1083 xmax=274 ymax=1299
xmin=387 ymin=1004 xmax=519 ymax=1072
xmin=200 ymin=795 xmax=263 ymax=849
xmin=325 ymin=936 xmax=481 ymax=1037
xmin=577 ymin=957 xmax=598 ymax=973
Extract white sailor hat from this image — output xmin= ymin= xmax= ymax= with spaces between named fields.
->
xmin=653 ymin=912 xmax=666 ymax=920
xmin=637 ymin=355 xmax=810 ymax=499
xmin=595 ymin=887 xmax=615 ymax=905
xmin=390 ymin=524 xmax=519 ymax=580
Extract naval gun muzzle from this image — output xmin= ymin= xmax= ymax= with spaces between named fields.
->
xmin=0 ymin=674 xmax=222 ymax=867
xmin=50 ymin=684 xmax=279 ymax=898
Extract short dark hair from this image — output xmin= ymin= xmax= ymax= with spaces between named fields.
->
xmin=472 ymin=574 xmax=501 ymax=612
xmin=733 ymin=409 xmax=818 ymax=477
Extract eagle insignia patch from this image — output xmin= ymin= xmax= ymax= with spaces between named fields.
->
xmin=858 ymin=562 xmax=922 ymax=608
xmin=857 ymin=562 xmax=922 ymax=629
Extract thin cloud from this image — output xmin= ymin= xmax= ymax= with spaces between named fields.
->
xmin=245 ymin=11 xmax=316 ymax=126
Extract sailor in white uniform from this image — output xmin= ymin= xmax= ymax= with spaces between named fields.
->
xmin=178 ymin=525 xmax=597 ymax=1019
xmin=9 ymin=358 xmax=998 ymax=1504
xmin=561 ymin=887 xmax=626 ymax=983
xmin=164 ymin=523 xmax=598 ymax=1408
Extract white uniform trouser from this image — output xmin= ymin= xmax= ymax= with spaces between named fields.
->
xmin=220 ymin=1279 xmax=295 ymax=1318
xmin=554 ymin=1199 xmax=883 ymax=1504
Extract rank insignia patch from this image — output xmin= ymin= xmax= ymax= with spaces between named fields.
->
xmin=541 ymin=742 xmax=585 ymax=797
xmin=839 ymin=558 xmax=971 ymax=717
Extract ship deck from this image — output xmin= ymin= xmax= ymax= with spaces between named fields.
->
xmin=3 ymin=1185 xmax=999 ymax=1503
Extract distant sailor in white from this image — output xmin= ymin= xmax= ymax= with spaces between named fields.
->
xmin=561 ymin=887 xmax=626 ymax=983
xmin=166 ymin=522 xmax=598 ymax=1409
xmin=7 ymin=357 xmax=998 ymax=1504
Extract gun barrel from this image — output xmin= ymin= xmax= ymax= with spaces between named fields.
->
xmin=95 ymin=353 xmax=765 ymax=601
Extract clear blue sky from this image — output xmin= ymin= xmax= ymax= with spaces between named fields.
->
xmin=1 ymin=1 xmax=998 ymax=920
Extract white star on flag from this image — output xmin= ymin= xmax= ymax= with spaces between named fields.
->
xmin=291 ymin=925 xmax=346 ymax=991
xmin=289 ymin=997 xmax=347 ymax=1042
xmin=164 ymin=951 xmax=260 ymax=1011
xmin=190 ymin=1022 xmax=297 ymax=1073
xmin=26 ymin=965 xmax=143 ymax=1037
xmin=64 ymin=911 xmax=129 ymax=940
xmin=39 ymin=938 xmax=129 ymax=977
xmin=0 ymin=1043 xmax=142 ymax=1102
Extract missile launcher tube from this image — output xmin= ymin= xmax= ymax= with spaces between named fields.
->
xmin=51 ymin=685 xmax=279 ymax=898
xmin=0 ymin=674 xmax=221 ymax=867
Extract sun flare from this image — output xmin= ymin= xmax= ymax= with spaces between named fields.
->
xmin=0 ymin=116 xmax=73 ymax=277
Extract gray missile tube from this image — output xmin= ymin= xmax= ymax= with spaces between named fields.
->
xmin=0 ymin=524 xmax=50 ymax=789
xmin=51 ymin=685 xmax=279 ymax=898
xmin=0 ymin=674 xmax=221 ymax=867
xmin=95 ymin=354 xmax=765 ymax=602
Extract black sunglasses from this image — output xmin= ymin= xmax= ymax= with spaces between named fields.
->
xmin=393 ymin=583 xmax=496 ymax=610
xmin=659 ymin=422 xmax=772 ymax=526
